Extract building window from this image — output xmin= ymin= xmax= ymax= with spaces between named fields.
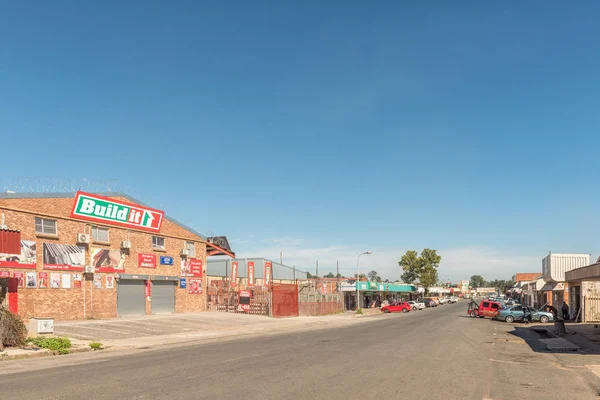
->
xmin=92 ymin=226 xmax=109 ymax=242
xmin=186 ymin=242 xmax=195 ymax=257
xmin=152 ymin=236 xmax=165 ymax=250
xmin=35 ymin=217 xmax=57 ymax=235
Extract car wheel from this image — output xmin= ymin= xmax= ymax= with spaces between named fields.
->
xmin=412 ymin=306 xmax=417 ymax=311
xmin=383 ymin=309 xmax=390 ymax=313
xmin=540 ymin=315 xmax=549 ymax=323
xmin=402 ymin=308 xmax=409 ymax=313
xmin=470 ymin=311 xmax=478 ymax=318
xmin=505 ymin=315 xmax=515 ymax=323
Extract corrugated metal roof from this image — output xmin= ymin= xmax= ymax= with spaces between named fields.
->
xmin=0 ymin=192 xmax=206 ymax=240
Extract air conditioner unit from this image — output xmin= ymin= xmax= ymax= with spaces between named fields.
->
xmin=84 ymin=265 xmax=94 ymax=274
xmin=77 ymin=233 xmax=90 ymax=244
xmin=121 ymin=241 xmax=132 ymax=249
xmin=180 ymin=249 xmax=190 ymax=256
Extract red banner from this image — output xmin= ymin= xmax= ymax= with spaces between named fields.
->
xmin=12 ymin=272 xmax=24 ymax=288
xmin=189 ymin=259 xmax=203 ymax=277
xmin=247 ymin=261 xmax=255 ymax=286
xmin=188 ymin=278 xmax=202 ymax=294
xmin=239 ymin=290 xmax=251 ymax=312
xmin=0 ymin=261 xmax=36 ymax=269
xmin=230 ymin=261 xmax=238 ymax=288
xmin=0 ymin=271 xmax=10 ymax=278
xmin=138 ymin=253 xmax=157 ymax=268
xmin=264 ymin=261 xmax=272 ymax=285
xmin=145 ymin=280 xmax=151 ymax=297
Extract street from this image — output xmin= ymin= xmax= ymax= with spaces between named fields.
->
xmin=2 ymin=303 xmax=600 ymax=400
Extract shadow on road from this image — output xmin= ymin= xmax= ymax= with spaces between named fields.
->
xmin=507 ymin=323 xmax=600 ymax=355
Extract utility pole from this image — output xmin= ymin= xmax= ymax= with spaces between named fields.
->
xmin=336 ymin=260 xmax=340 ymax=293
xmin=280 ymin=252 xmax=282 ymax=265
xmin=316 ymin=260 xmax=319 ymax=277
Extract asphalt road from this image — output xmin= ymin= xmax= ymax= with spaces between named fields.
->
xmin=2 ymin=302 xmax=600 ymax=400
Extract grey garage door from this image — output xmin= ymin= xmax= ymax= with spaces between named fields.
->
xmin=117 ymin=279 xmax=146 ymax=316
xmin=151 ymin=280 xmax=175 ymax=314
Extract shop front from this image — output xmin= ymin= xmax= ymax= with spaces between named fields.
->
xmin=341 ymin=281 xmax=417 ymax=310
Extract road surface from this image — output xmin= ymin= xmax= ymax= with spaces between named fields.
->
xmin=2 ymin=302 xmax=599 ymax=399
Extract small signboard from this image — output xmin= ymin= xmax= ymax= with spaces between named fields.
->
xmin=179 ymin=278 xmax=187 ymax=289
xmin=160 ymin=256 xmax=174 ymax=265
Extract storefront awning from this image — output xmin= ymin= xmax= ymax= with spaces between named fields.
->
xmin=540 ymin=283 xmax=556 ymax=291
xmin=355 ymin=281 xmax=416 ymax=293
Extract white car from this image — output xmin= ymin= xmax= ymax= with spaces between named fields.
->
xmin=407 ymin=301 xmax=425 ymax=311
xmin=438 ymin=298 xmax=449 ymax=305
xmin=447 ymin=296 xmax=458 ymax=304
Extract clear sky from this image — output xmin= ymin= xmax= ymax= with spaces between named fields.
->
xmin=2 ymin=2 xmax=599 ymax=281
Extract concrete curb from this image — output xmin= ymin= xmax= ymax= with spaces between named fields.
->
xmin=0 ymin=346 xmax=92 ymax=361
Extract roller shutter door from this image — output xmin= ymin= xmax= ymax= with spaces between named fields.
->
xmin=151 ymin=281 xmax=175 ymax=314
xmin=117 ymin=279 xmax=145 ymax=316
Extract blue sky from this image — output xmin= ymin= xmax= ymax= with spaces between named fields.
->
xmin=2 ymin=2 xmax=600 ymax=281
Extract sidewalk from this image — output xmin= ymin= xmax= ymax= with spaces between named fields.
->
xmin=53 ymin=312 xmax=373 ymax=350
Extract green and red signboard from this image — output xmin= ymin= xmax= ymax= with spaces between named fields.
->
xmin=70 ymin=191 xmax=164 ymax=233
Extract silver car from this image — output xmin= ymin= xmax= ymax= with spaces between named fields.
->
xmin=407 ymin=301 xmax=425 ymax=311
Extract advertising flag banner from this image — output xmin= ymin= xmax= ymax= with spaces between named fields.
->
xmin=70 ymin=191 xmax=164 ymax=233
xmin=264 ymin=261 xmax=272 ymax=285
xmin=247 ymin=261 xmax=255 ymax=286
xmin=230 ymin=261 xmax=238 ymax=288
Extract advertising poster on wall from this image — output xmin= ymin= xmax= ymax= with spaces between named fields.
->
xmin=247 ymin=261 xmax=255 ymax=286
xmin=93 ymin=275 xmax=102 ymax=289
xmin=106 ymin=275 xmax=114 ymax=289
xmin=0 ymin=240 xmax=37 ymax=269
xmin=91 ymin=248 xmax=126 ymax=273
xmin=138 ymin=253 xmax=157 ymax=268
xmin=0 ymin=271 xmax=9 ymax=278
xmin=188 ymin=279 xmax=202 ymax=294
xmin=26 ymin=272 xmax=37 ymax=288
xmin=230 ymin=261 xmax=238 ymax=288
xmin=43 ymin=243 xmax=85 ymax=271
xmin=50 ymin=273 xmax=61 ymax=288
xmin=264 ymin=261 xmax=272 ymax=285
xmin=73 ymin=273 xmax=82 ymax=289
xmin=12 ymin=272 xmax=24 ymax=288
xmin=38 ymin=272 xmax=48 ymax=288
xmin=61 ymin=274 xmax=71 ymax=289
xmin=181 ymin=258 xmax=202 ymax=277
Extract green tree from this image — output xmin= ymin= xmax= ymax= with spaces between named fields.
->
xmin=306 ymin=272 xmax=314 ymax=279
xmin=399 ymin=249 xmax=441 ymax=294
xmin=399 ymin=250 xmax=420 ymax=283
xmin=335 ymin=273 xmax=343 ymax=278
xmin=470 ymin=275 xmax=486 ymax=289
xmin=324 ymin=272 xmax=335 ymax=278
xmin=367 ymin=270 xmax=382 ymax=282
xmin=354 ymin=273 xmax=367 ymax=280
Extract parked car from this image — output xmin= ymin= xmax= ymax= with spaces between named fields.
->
xmin=431 ymin=297 xmax=441 ymax=305
xmin=422 ymin=298 xmax=438 ymax=307
xmin=495 ymin=304 xmax=553 ymax=323
xmin=467 ymin=300 xmax=503 ymax=318
xmin=438 ymin=298 xmax=449 ymax=305
xmin=407 ymin=301 xmax=425 ymax=311
xmin=446 ymin=296 xmax=458 ymax=304
xmin=381 ymin=302 xmax=411 ymax=313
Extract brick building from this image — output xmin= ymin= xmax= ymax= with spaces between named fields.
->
xmin=0 ymin=191 xmax=234 ymax=321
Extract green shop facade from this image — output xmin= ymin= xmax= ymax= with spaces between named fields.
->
xmin=342 ymin=281 xmax=418 ymax=311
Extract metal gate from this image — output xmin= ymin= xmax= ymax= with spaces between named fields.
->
xmin=117 ymin=279 xmax=145 ymax=316
xmin=207 ymin=280 xmax=270 ymax=315
xmin=272 ymin=283 xmax=298 ymax=318
xmin=151 ymin=281 xmax=175 ymax=314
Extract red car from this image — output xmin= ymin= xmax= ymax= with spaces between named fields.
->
xmin=381 ymin=302 xmax=411 ymax=313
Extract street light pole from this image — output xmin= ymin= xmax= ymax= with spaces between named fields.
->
xmin=356 ymin=251 xmax=372 ymax=310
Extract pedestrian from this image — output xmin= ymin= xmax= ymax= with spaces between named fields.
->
xmin=523 ymin=306 xmax=532 ymax=324
xmin=562 ymin=302 xmax=569 ymax=320
xmin=546 ymin=305 xmax=558 ymax=320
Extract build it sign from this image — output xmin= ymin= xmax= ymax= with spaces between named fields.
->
xmin=70 ymin=191 xmax=164 ymax=233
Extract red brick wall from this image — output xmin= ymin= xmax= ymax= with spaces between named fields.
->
xmin=0 ymin=195 xmax=207 ymax=321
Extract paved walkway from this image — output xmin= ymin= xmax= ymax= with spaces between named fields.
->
xmin=54 ymin=312 xmax=371 ymax=349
